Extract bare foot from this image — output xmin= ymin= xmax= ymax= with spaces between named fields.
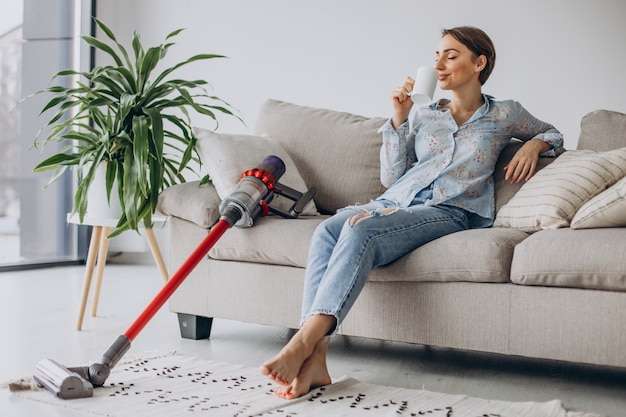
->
xmin=260 ymin=337 xmax=310 ymax=385
xmin=260 ymin=314 xmax=336 ymax=385
xmin=274 ymin=337 xmax=331 ymax=400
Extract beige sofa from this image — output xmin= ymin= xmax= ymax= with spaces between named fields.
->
xmin=158 ymin=99 xmax=626 ymax=369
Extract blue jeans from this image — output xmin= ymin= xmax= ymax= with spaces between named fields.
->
xmin=301 ymin=197 xmax=470 ymax=331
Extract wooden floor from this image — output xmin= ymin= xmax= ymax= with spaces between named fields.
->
xmin=1 ymin=264 xmax=625 ymax=416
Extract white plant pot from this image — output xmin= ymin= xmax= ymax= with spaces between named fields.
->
xmin=85 ymin=164 xmax=123 ymax=220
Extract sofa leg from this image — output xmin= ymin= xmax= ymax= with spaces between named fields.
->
xmin=177 ymin=313 xmax=213 ymax=340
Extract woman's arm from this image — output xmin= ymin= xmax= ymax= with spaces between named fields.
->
xmin=379 ymin=77 xmax=418 ymax=188
xmin=504 ymin=139 xmax=551 ymax=183
xmin=391 ymin=77 xmax=415 ymax=129
xmin=379 ymin=120 xmax=414 ymax=188
xmin=504 ymin=102 xmax=564 ymax=183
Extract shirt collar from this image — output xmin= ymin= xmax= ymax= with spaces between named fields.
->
xmin=475 ymin=94 xmax=493 ymax=119
xmin=431 ymin=94 xmax=494 ymax=123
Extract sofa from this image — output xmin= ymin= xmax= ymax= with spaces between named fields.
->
xmin=158 ymin=99 xmax=626 ymax=369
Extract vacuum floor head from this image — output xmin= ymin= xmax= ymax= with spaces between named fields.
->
xmin=34 ymin=359 xmax=93 ymax=399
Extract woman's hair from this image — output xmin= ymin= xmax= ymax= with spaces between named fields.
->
xmin=442 ymin=26 xmax=496 ymax=85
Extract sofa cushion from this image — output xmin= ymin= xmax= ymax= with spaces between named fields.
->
xmin=194 ymin=128 xmax=319 ymax=216
xmin=157 ymin=181 xmax=221 ymax=228
xmin=493 ymin=147 xmax=626 ymax=232
xmin=254 ymin=99 xmax=388 ymax=214
xmin=571 ymin=175 xmax=626 ymax=229
xmin=210 ymin=221 xmax=528 ymax=284
xmin=577 ymin=109 xmax=626 ymax=151
xmin=510 ymin=228 xmax=626 ymax=291
xmin=369 ymin=228 xmax=528 ymax=283
xmin=209 ymin=216 xmax=325 ymax=267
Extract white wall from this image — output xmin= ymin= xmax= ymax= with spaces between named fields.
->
xmin=97 ymin=0 xmax=626 ymax=150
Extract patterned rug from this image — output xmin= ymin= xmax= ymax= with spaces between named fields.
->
xmin=7 ymin=352 xmax=602 ymax=416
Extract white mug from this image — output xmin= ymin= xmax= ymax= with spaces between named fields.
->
xmin=409 ymin=66 xmax=439 ymax=108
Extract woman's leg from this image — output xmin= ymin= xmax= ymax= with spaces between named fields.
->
xmin=305 ymin=204 xmax=469 ymax=326
xmin=262 ymin=204 xmax=469 ymax=398
xmin=260 ymin=204 xmax=377 ymax=386
xmin=299 ymin=205 xmax=378 ymax=324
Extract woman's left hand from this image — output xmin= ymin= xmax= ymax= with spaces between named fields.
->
xmin=503 ymin=139 xmax=551 ymax=183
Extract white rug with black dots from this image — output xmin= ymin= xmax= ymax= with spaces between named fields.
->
xmin=9 ymin=352 xmax=602 ymax=416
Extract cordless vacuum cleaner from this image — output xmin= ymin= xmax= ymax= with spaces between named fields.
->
xmin=33 ymin=155 xmax=316 ymax=399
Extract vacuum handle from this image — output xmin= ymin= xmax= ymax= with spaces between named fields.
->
xmin=269 ymin=183 xmax=317 ymax=219
xmin=292 ymin=186 xmax=317 ymax=215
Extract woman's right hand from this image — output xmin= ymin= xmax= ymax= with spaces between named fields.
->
xmin=391 ymin=76 xmax=415 ymax=129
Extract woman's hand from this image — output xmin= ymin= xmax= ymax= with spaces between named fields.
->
xmin=504 ymin=139 xmax=551 ymax=183
xmin=391 ymin=77 xmax=415 ymax=129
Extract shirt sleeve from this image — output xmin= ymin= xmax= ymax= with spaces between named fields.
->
xmin=377 ymin=118 xmax=416 ymax=188
xmin=511 ymin=101 xmax=564 ymax=157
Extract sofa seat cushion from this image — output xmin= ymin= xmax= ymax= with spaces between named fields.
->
xmin=510 ymin=228 xmax=626 ymax=291
xmin=209 ymin=216 xmax=327 ymax=267
xmin=369 ymin=228 xmax=528 ymax=283
xmin=210 ymin=218 xmax=528 ymax=284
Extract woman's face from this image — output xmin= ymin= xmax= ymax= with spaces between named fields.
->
xmin=435 ymin=34 xmax=485 ymax=91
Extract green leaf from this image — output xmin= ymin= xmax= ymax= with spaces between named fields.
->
xmin=122 ymin=146 xmax=139 ymax=231
xmin=33 ymin=153 xmax=79 ymax=172
xmin=151 ymin=54 xmax=227 ymax=87
xmin=109 ymin=199 xmax=152 ymax=238
xmin=81 ymin=35 xmax=124 ymax=66
xmin=138 ymin=46 xmax=161 ymax=90
xmin=104 ymin=161 xmax=117 ymax=204
xmin=144 ymin=107 xmax=163 ymax=158
xmin=132 ymin=114 xmax=149 ymax=197
xmin=52 ymin=69 xmax=81 ymax=78
xmin=178 ymin=135 xmax=195 ymax=174
xmin=73 ymin=146 xmax=107 ymax=222
xmin=109 ymin=67 xmax=137 ymax=94
xmin=148 ymin=153 xmax=162 ymax=209
xmin=40 ymin=94 xmax=72 ymax=115
xmin=165 ymin=28 xmax=184 ymax=40
xmin=93 ymin=17 xmax=133 ymax=68
xmin=198 ymin=174 xmax=211 ymax=186
xmin=118 ymin=92 xmax=137 ymax=124
xmin=93 ymin=17 xmax=118 ymax=42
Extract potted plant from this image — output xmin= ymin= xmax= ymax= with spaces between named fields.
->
xmin=32 ymin=18 xmax=239 ymax=237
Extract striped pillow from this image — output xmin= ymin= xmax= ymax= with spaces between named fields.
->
xmin=570 ymin=175 xmax=626 ymax=229
xmin=493 ymin=147 xmax=626 ymax=232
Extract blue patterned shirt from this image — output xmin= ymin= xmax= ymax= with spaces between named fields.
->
xmin=377 ymin=95 xmax=563 ymax=224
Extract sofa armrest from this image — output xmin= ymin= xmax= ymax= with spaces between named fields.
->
xmin=157 ymin=181 xmax=221 ymax=229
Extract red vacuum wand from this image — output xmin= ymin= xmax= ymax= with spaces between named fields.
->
xmin=34 ymin=155 xmax=316 ymax=399
xmin=125 ymin=155 xmax=287 ymax=342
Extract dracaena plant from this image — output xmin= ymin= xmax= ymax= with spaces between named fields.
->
xmin=32 ymin=18 xmax=238 ymax=237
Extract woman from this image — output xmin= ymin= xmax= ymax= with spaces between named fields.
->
xmin=260 ymin=26 xmax=563 ymax=400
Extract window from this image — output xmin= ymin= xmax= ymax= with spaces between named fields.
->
xmin=0 ymin=0 xmax=90 ymax=269
xmin=0 ymin=12 xmax=22 ymax=265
